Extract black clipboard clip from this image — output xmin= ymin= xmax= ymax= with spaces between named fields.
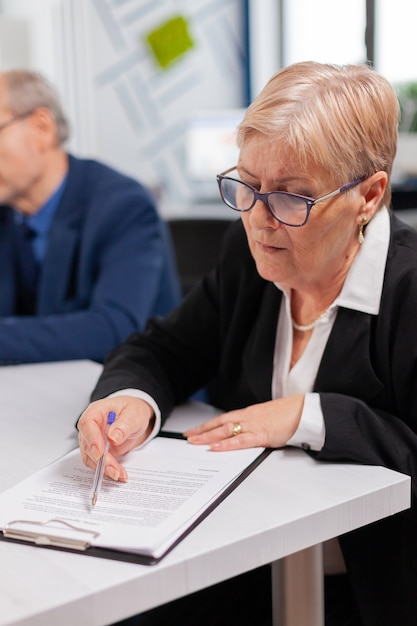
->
xmin=3 ymin=518 xmax=99 ymax=551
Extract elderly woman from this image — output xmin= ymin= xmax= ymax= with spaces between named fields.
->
xmin=78 ymin=62 xmax=417 ymax=625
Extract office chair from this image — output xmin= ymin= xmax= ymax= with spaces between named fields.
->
xmin=167 ymin=217 xmax=233 ymax=295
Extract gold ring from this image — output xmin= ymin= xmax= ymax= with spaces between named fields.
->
xmin=232 ymin=423 xmax=242 ymax=436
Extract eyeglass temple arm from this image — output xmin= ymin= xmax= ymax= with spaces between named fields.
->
xmin=219 ymin=166 xmax=238 ymax=177
xmin=314 ymin=178 xmax=364 ymax=205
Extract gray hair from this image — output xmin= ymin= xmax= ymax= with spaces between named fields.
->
xmin=2 ymin=69 xmax=70 ymax=145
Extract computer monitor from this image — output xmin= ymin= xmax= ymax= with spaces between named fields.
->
xmin=185 ymin=108 xmax=246 ymax=202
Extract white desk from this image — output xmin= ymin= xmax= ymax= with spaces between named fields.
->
xmin=0 ymin=361 xmax=410 ymax=626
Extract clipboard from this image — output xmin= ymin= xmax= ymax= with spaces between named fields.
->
xmin=0 ymin=433 xmax=271 ymax=566
xmin=3 ymin=518 xmax=98 ymax=550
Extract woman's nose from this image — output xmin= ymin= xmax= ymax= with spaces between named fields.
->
xmin=249 ymin=198 xmax=282 ymax=229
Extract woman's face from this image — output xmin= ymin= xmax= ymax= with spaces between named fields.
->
xmin=238 ymin=135 xmax=365 ymax=292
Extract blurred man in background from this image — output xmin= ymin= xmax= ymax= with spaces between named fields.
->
xmin=0 ymin=69 xmax=181 ymax=364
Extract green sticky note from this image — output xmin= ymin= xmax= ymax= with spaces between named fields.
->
xmin=145 ymin=15 xmax=194 ymax=69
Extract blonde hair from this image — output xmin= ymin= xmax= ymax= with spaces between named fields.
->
xmin=238 ymin=61 xmax=399 ymax=207
xmin=2 ymin=69 xmax=69 ymax=146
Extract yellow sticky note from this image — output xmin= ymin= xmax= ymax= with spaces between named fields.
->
xmin=145 ymin=15 xmax=194 ymax=69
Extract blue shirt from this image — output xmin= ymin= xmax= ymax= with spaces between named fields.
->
xmin=13 ymin=174 xmax=68 ymax=264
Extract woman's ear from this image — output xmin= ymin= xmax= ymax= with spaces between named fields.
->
xmin=358 ymin=171 xmax=388 ymax=222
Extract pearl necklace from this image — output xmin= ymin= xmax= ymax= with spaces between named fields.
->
xmin=291 ymin=309 xmax=330 ymax=332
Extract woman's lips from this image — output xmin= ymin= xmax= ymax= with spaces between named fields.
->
xmin=256 ymin=240 xmax=284 ymax=253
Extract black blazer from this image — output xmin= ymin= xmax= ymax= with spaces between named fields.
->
xmin=93 ymin=213 xmax=417 ymax=625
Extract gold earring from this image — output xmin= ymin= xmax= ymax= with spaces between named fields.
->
xmin=358 ymin=217 xmax=367 ymax=244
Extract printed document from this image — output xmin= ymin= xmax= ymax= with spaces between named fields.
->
xmin=0 ymin=437 xmax=265 ymax=562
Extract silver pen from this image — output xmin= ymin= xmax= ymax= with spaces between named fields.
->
xmin=91 ymin=410 xmax=116 ymax=507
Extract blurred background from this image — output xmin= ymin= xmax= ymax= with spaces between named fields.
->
xmin=0 ymin=0 xmax=416 ymax=217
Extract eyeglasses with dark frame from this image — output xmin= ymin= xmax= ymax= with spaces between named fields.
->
xmin=0 ymin=111 xmax=34 ymax=135
xmin=216 ymin=166 xmax=364 ymax=227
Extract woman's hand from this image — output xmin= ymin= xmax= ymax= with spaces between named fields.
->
xmin=185 ymin=395 xmax=305 ymax=451
xmin=77 ymin=396 xmax=155 ymax=481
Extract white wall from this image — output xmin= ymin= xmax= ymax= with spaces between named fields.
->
xmin=282 ymin=0 xmax=366 ymax=67
xmin=4 ymin=1 xmax=416 ymax=206
xmin=0 ymin=0 xmax=246 ymax=210
xmin=0 ymin=0 xmax=60 ymax=80
xmin=246 ymin=0 xmax=281 ymax=99
xmin=375 ymin=0 xmax=417 ymax=84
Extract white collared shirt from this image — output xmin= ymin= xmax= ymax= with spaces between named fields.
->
xmin=112 ymin=207 xmax=391 ymax=451
xmin=274 ymin=207 xmax=391 ymax=450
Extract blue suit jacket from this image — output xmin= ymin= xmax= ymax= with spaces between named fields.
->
xmin=0 ymin=154 xmax=181 ymax=363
